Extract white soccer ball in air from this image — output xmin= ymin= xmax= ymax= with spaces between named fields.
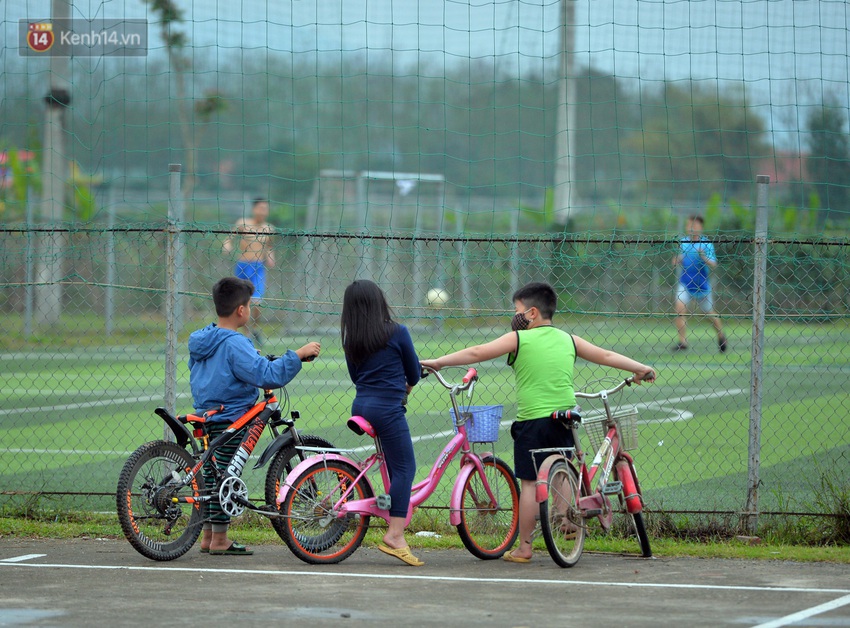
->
xmin=426 ymin=288 xmax=450 ymax=308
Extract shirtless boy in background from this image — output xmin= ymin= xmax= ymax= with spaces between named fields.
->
xmin=223 ymin=197 xmax=275 ymax=346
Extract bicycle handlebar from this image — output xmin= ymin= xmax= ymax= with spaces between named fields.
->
xmin=421 ymin=364 xmax=478 ymax=391
xmin=574 ymin=376 xmax=635 ymax=400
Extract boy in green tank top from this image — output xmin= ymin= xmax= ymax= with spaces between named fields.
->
xmin=421 ymin=282 xmax=655 ymax=563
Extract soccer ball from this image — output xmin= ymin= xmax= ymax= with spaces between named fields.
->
xmin=426 ymin=288 xmax=450 ymax=308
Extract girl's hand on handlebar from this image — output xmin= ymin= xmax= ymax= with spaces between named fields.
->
xmin=633 ymin=368 xmax=656 ymax=384
xmin=420 ymin=359 xmax=441 ymax=371
xmin=296 ymin=341 xmax=321 ymax=362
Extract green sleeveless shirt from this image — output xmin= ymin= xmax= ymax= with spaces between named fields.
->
xmin=507 ymin=326 xmax=577 ymax=421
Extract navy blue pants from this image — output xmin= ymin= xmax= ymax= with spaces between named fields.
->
xmin=352 ymin=396 xmax=416 ymax=518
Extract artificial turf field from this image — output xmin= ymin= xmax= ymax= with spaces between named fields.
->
xmin=1 ymin=316 xmax=848 ymax=515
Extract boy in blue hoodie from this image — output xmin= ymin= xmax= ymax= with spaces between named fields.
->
xmin=189 ymin=276 xmax=321 ymax=555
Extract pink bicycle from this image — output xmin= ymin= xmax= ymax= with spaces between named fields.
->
xmin=276 ymin=366 xmax=520 ymax=564
xmin=533 ymin=376 xmax=652 ymax=567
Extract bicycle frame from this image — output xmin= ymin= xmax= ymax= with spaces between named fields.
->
xmin=535 ymin=378 xmax=645 ymax=521
xmin=157 ymin=385 xmax=320 ymax=517
xmin=156 ymin=389 xmax=279 ymax=494
xmin=277 ymin=367 xmax=502 ymax=527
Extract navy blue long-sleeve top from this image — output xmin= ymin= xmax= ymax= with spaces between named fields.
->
xmin=346 ymin=324 xmax=421 ymax=401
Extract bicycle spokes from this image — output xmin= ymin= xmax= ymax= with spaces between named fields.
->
xmin=456 ymin=457 xmax=519 ymax=559
xmin=117 ymin=441 xmax=206 ymax=561
xmin=280 ymin=459 xmax=371 ymax=564
xmin=539 ymin=460 xmax=585 ymax=568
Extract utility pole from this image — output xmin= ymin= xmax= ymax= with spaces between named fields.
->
xmin=35 ymin=0 xmax=71 ymax=326
xmin=553 ymin=0 xmax=577 ymax=226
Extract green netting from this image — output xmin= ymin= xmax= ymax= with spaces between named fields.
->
xmin=1 ymin=2 xmax=849 ymax=522
xmin=1 ymin=226 xmax=848 ymax=520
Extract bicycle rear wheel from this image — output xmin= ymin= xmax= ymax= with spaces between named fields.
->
xmin=279 ymin=458 xmax=372 ymax=565
xmin=539 ymin=460 xmax=585 ymax=568
xmin=116 ymin=440 xmax=205 ymax=561
xmin=264 ymin=435 xmax=335 ymax=541
xmin=456 ymin=456 xmax=520 ymax=559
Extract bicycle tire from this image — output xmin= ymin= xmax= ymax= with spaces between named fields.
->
xmin=539 ymin=460 xmax=586 ymax=568
xmin=279 ymin=458 xmax=372 ymax=565
xmin=614 ymin=460 xmax=651 ymax=557
xmin=116 ymin=440 xmax=205 ymax=561
xmin=629 ymin=512 xmax=652 ymax=558
xmin=456 ymin=456 xmax=520 ymax=559
xmin=264 ymin=435 xmax=335 ymax=541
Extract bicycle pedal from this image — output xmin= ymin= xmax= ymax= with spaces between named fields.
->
xmin=376 ymin=494 xmax=392 ymax=510
xmin=584 ymin=508 xmax=602 ymax=517
xmin=602 ymin=481 xmax=623 ymax=495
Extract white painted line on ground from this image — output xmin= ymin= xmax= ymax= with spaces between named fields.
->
xmin=1 ymin=386 xmax=165 ymax=395
xmin=634 ymin=388 xmax=746 ymax=424
xmin=352 ymin=428 xmax=458 ymax=453
xmin=751 ymin=593 xmax=850 ymax=628
xmin=349 ymin=387 xmax=749 ymax=453
xmin=0 ymin=560 xmax=849 ymax=596
xmin=0 ymin=382 xmax=351 ymax=417
xmin=0 ymin=387 xmax=749 ymax=457
xmin=0 ymin=393 xmax=192 ymax=418
xmin=1 ymin=448 xmax=135 ymax=456
xmin=0 ymin=554 xmax=47 ymax=563
xmin=0 ymin=373 xmax=354 ymax=392
xmin=635 ymin=388 xmax=747 ymax=409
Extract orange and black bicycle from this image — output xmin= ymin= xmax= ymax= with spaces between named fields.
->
xmin=116 ymin=355 xmax=333 ymax=561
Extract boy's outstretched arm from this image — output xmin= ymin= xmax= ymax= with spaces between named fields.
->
xmin=420 ymin=332 xmax=517 ymax=370
xmin=232 ymin=341 xmax=321 ymax=389
xmin=573 ymin=335 xmax=656 ymax=383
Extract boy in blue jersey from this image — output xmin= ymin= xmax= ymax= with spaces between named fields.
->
xmin=673 ymin=215 xmax=727 ymax=353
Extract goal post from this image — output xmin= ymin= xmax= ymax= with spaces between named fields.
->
xmin=298 ymin=169 xmax=469 ymax=329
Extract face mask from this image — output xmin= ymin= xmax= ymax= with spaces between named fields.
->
xmin=511 ymin=309 xmax=532 ymax=332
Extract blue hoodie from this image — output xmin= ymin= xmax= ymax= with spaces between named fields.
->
xmin=188 ymin=324 xmax=302 ymax=423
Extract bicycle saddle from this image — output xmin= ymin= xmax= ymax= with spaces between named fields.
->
xmin=180 ymin=405 xmax=223 ymax=425
xmin=346 ymin=415 xmax=377 ymax=438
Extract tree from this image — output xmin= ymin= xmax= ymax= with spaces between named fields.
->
xmin=621 ymin=81 xmax=770 ymax=202
xmin=144 ymin=0 xmax=226 ymax=204
xmin=805 ymin=97 xmax=850 ymax=227
xmin=571 ymin=67 xmax=641 ymax=202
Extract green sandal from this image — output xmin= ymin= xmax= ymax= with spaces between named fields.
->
xmin=209 ymin=542 xmax=253 ymax=556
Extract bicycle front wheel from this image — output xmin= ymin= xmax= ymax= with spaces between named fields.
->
xmin=116 ymin=440 xmax=205 ymax=561
xmin=279 ymin=458 xmax=372 ymax=565
xmin=615 ymin=460 xmax=652 ymax=558
xmin=539 ymin=459 xmax=586 ymax=568
xmin=456 ymin=456 xmax=520 ymax=559
xmin=629 ymin=512 xmax=652 ymax=558
xmin=264 ymin=435 xmax=335 ymax=541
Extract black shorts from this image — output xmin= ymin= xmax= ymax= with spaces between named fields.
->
xmin=510 ymin=417 xmax=574 ymax=481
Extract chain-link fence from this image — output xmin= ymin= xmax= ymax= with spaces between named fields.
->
xmin=2 ymin=187 xmax=848 ymax=528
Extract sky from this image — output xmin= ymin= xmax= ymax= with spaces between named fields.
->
xmin=3 ymin=0 xmax=849 ymax=148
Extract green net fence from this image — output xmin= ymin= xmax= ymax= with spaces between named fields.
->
xmin=1 ymin=221 xmax=848 ymax=521
xmin=1 ymin=1 xmax=849 ymax=528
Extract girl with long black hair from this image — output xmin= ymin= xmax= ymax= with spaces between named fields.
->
xmin=341 ymin=280 xmax=423 ymax=566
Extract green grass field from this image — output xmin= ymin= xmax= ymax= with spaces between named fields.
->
xmin=1 ymin=316 xmax=848 ymax=518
